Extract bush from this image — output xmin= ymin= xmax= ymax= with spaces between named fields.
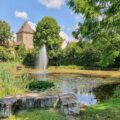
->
xmin=23 ymin=52 xmax=36 ymax=67
xmin=0 ymin=70 xmax=29 ymax=98
xmin=28 ymin=81 xmax=55 ymax=91
xmin=15 ymin=45 xmax=28 ymax=62
xmin=0 ymin=46 xmax=15 ymax=61
xmin=22 ymin=48 xmax=38 ymax=67
xmin=113 ymin=85 xmax=120 ymax=98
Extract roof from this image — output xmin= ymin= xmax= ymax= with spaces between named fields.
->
xmin=17 ymin=21 xmax=34 ymax=34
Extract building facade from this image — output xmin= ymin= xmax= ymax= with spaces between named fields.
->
xmin=16 ymin=21 xmax=34 ymax=49
xmin=17 ymin=21 xmax=68 ymax=49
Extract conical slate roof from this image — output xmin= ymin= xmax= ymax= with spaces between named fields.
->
xmin=17 ymin=21 xmax=34 ymax=34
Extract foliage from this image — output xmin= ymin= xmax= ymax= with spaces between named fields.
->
xmin=0 ymin=20 xmax=12 ymax=44
xmin=0 ymin=46 xmax=15 ymax=61
xmin=98 ymin=39 xmax=120 ymax=67
xmin=28 ymin=81 xmax=55 ymax=91
xmin=15 ymin=45 xmax=28 ymax=62
xmin=80 ymin=86 xmax=120 ymax=120
xmin=58 ymin=41 xmax=100 ymax=67
xmin=60 ymin=42 xmax=82 ymax=65
xmin=34 ymin=16 xmax=62 ymax=60
xmin=22 ymin=48 xmax=38 ymax=67
xmin=6 ymin=109 xmax=65 ymax=120
xmin=68 ymin=0 xmax=120 ymax=68
xmin=78 ymin=44 xmax=100 ymax=67
xmin=113 ymin=85 xmax=120 ymax=98
xmin=0 ymin=70 xmax=29 ymax=98
xmin=15 ymin=45 xmax=37 ymax=67
xmin=0 ymin=62 xmax=30 ymax=98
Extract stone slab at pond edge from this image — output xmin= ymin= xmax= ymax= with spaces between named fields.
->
xmin=0 ymin=93 xmax=80 ymax=118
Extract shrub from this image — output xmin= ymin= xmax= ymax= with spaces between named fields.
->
xmin=22 ymin=49 xmax=37 ymax=67
xmin=15 ymin=45 xmax=28 ymax=62
xmin=0 ymin=46 xmax=15 ymax=61
xmin=28 ymin=81 xmax=55 ymax=91
xmin=113 ymin=85 xmax=120 ymax=98
xmin=0 ymin=70 xmax=30 ymax=98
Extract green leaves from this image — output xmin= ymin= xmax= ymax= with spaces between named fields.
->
xmin=33 ymin=17 xmax=61 ymax=59
xmin=68 ymin=0 xmax=120 ymax=68
xmin=0 ymin=20 xmax=12 ymax=44
xmin=0 ymin=46 xmax=15 ymax=61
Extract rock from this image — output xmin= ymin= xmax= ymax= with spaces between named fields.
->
xmin=0 ymin=96 xmax=16 ymax=118
xmin=0 ymin=93 xmax=58 ymax=118
xmin=0 ymin=93 xmax=80 ymax=118
xmin=60 ymin=93 xmax=80 ymax=115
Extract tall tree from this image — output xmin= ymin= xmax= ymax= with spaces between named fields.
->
xmin=0 ymin=20 xmax=12 ymax=44
xmin=68 ymin=0 xmax=120 ymax=67
xmin=33 ymin=17 xmax=61 ymax=59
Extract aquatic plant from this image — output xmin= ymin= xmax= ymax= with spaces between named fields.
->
xmin=28 ymin=81 xmax=55 ymax=91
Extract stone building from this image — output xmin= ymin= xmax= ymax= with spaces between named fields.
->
xmin=16 ymin=21 xmax=34 ymax=49
xmin=16 ymin=21 xmax=68 ymax=49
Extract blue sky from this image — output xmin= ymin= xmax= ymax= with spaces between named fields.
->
xmin=0 ymin=0 xmax=83 ymax=40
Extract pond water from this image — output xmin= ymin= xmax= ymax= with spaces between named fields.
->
xmin=32 ymin=73 xmax=120 ymax=106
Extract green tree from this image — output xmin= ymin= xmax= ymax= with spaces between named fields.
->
xmin=68 ymin=0 xmax=120 ymax=67
xmin=0 ymin=20 xmax=12 ymax=44
xmin=34 ymin=17 xmax=61 ymax=60
xmin=0 ymin=46 xmax=15 ymax=61
xmin=61 ymin=42 xmax=82 ymax=65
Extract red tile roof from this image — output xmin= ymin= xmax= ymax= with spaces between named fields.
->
xmin=17 ymin=21 xmax=34 ymax=34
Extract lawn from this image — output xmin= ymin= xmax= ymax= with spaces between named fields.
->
xmin=80 ymin=98 xmax=120 ymax=120
xmin=48 ymin=66 xmax=120 ymax=78
xmin=5 ymin=109 xmax=65 ymax=120
xmin=80 ymin=86 xmax=120 ymax=120
xmin=0 ymin=62 xmax=120 ymax=120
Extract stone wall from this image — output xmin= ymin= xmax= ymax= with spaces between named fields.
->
xmin=22 ymin=33 xmax=34 ymax=49
xmin=0 ymin=93 xmax=80 ymax=118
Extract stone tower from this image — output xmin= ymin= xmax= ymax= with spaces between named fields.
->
xmin=16 ymin=21 xmax=34 ymax=49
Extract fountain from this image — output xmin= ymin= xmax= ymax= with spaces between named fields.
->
xmin=36 ymin=44 xmax=48 ymax=80
xmin=36 ymin=44 xmax=48 ymax=71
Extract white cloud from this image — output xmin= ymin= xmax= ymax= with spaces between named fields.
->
xmin=38 ymin=0 xmax=64 ymax=8
xmin=28 ymin=21 xmax=36 ymax=31
xmin=15 ymin=11 xmax=28 ymax=20
xmin=75 ymin=14 xmax=84 ymax=23
xmin=59 ymin=31 xmax=69 ymax=41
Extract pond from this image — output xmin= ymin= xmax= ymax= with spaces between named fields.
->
xmin=32 ymin=73 xmax=120 ymax=106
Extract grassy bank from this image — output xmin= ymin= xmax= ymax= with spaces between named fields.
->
xmin=5 ymin=109 xmax=65 ymax=120
xmin=81 ymin=86 xmax=120 ymax=120
xmin=0 ymin=70 xmax=29 ymax=98
xmin=47 ymin=66 xmax=120 ymax=78
xmin=81 ymin=99 xmax=120 ymax=120
xmin=1 ymin=62 xmax=120 ymax=79
xmin=0 ymin=62 xmax=31 ymax=98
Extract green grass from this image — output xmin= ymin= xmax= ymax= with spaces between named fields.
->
xmin=0 ymin=62 xmax=18 ymax=70
xmin=81 ymin=86 xmax=120 ymax=120
xmin=0 ymin=71 xmax=29 ymax=98
xmin=5 ymin=109 xmax=65 ymax=120
xmin=49 ymin=65 xmax=85 ymax=70
xmin=0 ymin=62 xmax=29 ymax=98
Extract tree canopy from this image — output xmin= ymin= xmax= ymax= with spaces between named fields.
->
xmin=0 ymin=20 xmax=12 ymax=44
xmin=33 ymin=17 xmax=62 ymax=59
xmin=68 ymin=0 xmax=120 ymax=67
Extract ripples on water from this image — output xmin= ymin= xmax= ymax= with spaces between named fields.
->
xmin=32 ymin=73 xmax=120 ymax=105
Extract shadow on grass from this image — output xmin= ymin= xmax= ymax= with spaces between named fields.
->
xmin=81 ymin=98 xmax=120 ymax=120
xmin=7 ymin=109 xmax=65 ymax=120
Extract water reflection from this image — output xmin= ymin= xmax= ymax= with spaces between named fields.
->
xmin=32 ymin=73 xmax=119 ymax=105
